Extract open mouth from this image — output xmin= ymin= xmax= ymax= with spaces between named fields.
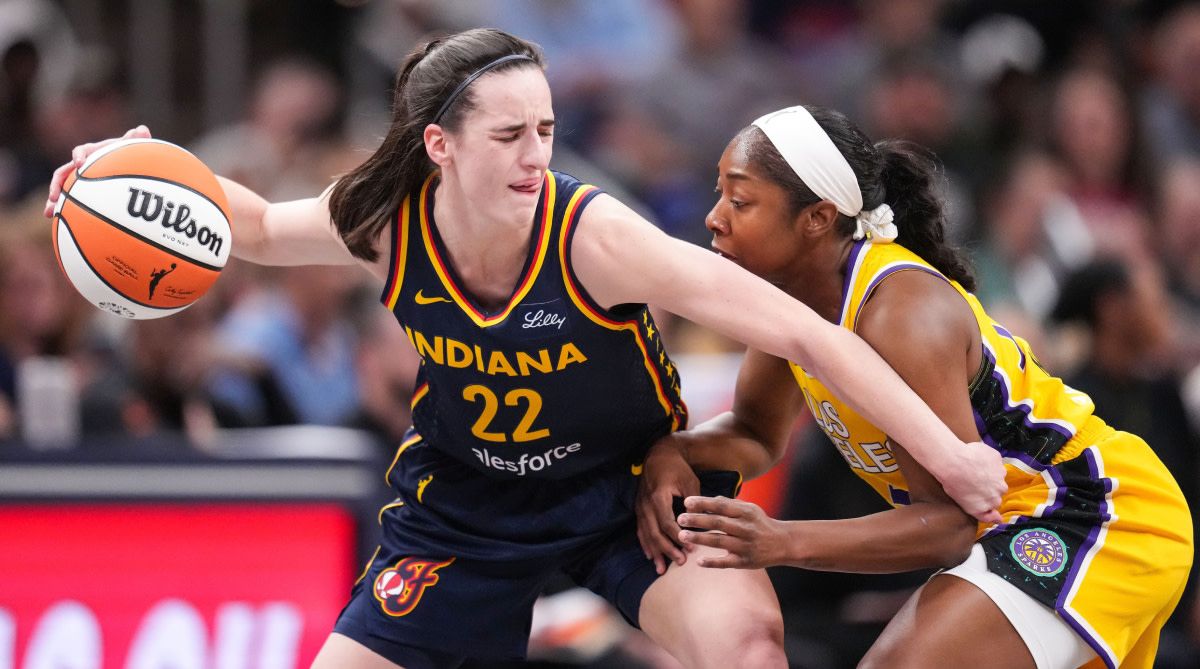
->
xmin=712 ymin=245 xmax=737 ymax=262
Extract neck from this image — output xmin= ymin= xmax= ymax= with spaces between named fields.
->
xmin=434 ymin=175 xmax=534 ymax=246
xmin=777 ymin=235 xmax=856 ymax=324
xmin=429 ymin=173 xmax=539 ymax=307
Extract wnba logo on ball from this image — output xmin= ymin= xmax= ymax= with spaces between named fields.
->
xmin=1010 ymin=528 xmax=1068 ymax=577
xmin=372 ymin=556 xmax=455 ymax=617
xmin=126 ymin=187 xmax=225 ymax=257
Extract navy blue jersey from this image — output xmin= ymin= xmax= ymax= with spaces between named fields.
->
xmin=379 ymin=170 xmax=687 ymax=479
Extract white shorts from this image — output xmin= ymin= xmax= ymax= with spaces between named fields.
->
xmin=942 ymin=544 xmax=1097 ymax=669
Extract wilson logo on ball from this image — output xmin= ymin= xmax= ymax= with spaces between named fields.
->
xmin=126 ymin=187 xmax=225 ymax=257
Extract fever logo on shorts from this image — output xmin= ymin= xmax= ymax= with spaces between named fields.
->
xmin=372 ymin=556 xmax=455 ymax=617
xmin=1009 ymin=528 xmax=1068 ymax=577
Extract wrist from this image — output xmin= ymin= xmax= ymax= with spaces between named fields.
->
xmin=915 ymin=439 xmax=961 ymax=484
xmin=781 ymin=520 xmax=810 ymax=568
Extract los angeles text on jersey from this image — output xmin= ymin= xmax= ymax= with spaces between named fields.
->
xmin=473 ymin=443 xmax=582 ymax=475
xmin=403 ymin=326 xmax=587 ymax=376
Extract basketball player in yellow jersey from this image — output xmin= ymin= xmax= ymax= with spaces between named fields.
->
xmin=637 ymin=106 xmax=1193 ymax=669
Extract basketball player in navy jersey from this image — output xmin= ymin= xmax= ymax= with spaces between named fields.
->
xmin=48 ymin=29 xmax=1006 ymax=669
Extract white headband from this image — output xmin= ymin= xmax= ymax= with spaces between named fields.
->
xmin=752 ymin=106 xmax=897 ymax=242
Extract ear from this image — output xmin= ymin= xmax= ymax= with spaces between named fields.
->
xmin=424 ymin=124 xmax=451 ymax=167
xmin=800 ymin=201 xmax=840 ymax=237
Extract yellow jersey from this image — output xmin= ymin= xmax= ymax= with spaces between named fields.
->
xmin=790 ymin=240 xmax=1192 ymax=669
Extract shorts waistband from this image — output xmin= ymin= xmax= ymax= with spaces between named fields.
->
xmin=1051 ymin=415 xmax=1114 ymax=465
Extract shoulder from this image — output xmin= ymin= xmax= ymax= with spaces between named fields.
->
xmin=572 ymin=192 xmax=677 ymax=266
xmin=855 ymin=268 xmax=975 ymax=359
xmin=568 ymin=191 xmax=697 ymax=308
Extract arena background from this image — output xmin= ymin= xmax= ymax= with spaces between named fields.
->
xmin=1 ymin=1 xmax=1198 ymax=667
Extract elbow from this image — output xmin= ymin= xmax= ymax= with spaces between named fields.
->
xmin=766 ymin=444 xmax=787 ymax=468
xmin=729 ymin=416 xmax=790 ymax=478
xmin=909 ymin=502 xmax=977 ymax=569
xmin=739 ymin=439 xmax=787 ymax=480
xmin=938 ymin=514 xmax=979 ymax=568
xmin=763 ymin=437 xmax=789 ymax=469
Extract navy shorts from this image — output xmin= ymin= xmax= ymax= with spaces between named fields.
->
xmin=333 ymin=432 xmax=740 ymax=665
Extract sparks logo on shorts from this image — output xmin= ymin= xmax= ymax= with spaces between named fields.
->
xmin=372 ymin=556 xmax=455 ymax=616
xmin=1010 ymin=528 xmax=1068 ymax=577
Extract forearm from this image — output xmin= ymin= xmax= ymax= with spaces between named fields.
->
xmin=217 ymin=177 xmax=356 ymax=267
xmin=671 ymin=412 xmax=785 ymax=480
xmin=784 ymin=503 xmax=976 ymax=573
xmin=217 ymin=176 xmax=272 ymax=263
xmin=802 ymin=324 xmax=962 ymax=482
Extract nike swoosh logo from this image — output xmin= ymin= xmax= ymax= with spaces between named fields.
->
xmin=414 ymin=289 xmax=452 ymax=305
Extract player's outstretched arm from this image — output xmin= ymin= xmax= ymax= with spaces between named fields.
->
xmin=572 ymin=194 xmax=1006 ymax=524
xmin=45 ymin=127 xmax=360 ymax=268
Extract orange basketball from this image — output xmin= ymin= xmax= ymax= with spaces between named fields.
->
xmin=51 ymin=138 xmax=232 ymax=319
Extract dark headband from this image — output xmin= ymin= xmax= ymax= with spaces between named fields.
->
xmin=432 ymin=54 xmax=537 ymax=124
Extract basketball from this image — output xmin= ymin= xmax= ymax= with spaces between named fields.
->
xmin=51 ymin=138 xmax=232 ymax=320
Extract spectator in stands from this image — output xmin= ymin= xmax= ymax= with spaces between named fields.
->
xmin=1049 ymin=68 xmax=1153 ymax=263
xmin=1142 ymin=4 xmax=1200 ymax=167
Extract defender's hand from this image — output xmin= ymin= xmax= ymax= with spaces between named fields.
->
xmin=635 ymin=437 xmax=700 ymax=574
xmin=676 ymin=496 xmax=790 ymax=570
xmin=45 ymin=125 xmax=152 ymax=218
xmin=935 ymin=441 xmax=1006 ymax=525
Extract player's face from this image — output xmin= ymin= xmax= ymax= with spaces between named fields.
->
xmin=441 ymin=67 xmax=554 ymax=223
xmin=705 ymin=138 xmax=805 ymax=282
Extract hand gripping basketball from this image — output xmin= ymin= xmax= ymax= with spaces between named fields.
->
xmin=46 ymin=126 xmax=152 ymax=218
xmin=45 ymin=127 xmax=232 ymax=319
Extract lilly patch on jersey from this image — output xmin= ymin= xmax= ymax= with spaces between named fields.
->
xmin=514 ymin=299 xmax=569 ymax=340
xmin=1009 ymin=528 xmax=1068 ymax=577
xmin=372 ymin=556 xmax=455 ymax=617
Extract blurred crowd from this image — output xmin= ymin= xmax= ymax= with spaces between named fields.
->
xmin=1 ymin=0 xmax=1199 ymax=667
